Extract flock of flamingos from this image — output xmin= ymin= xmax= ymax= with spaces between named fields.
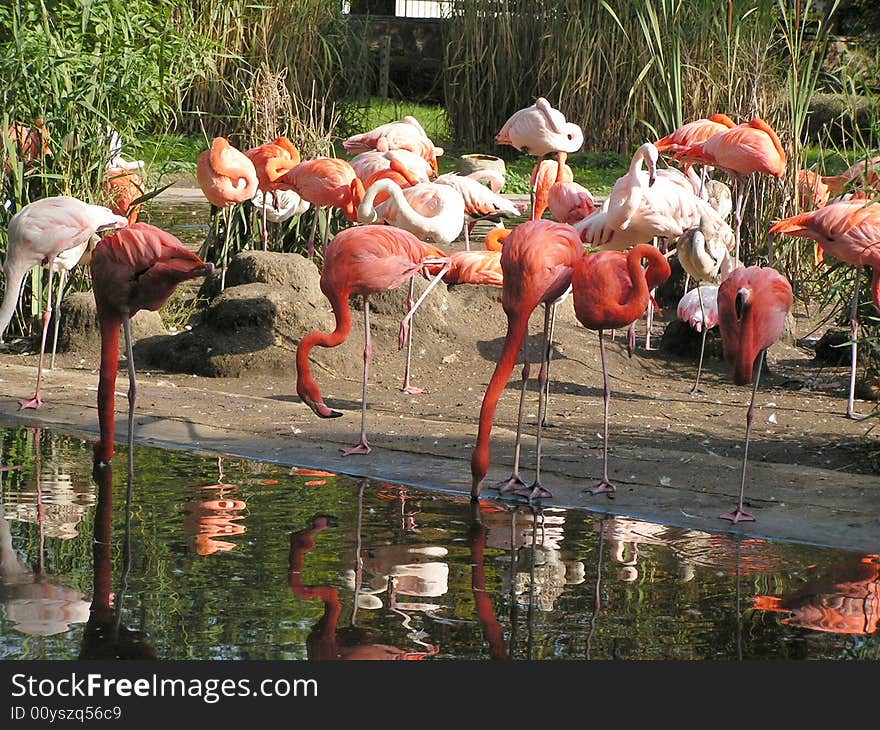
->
xmin=2 ymin=98 xmax=880 ymax=528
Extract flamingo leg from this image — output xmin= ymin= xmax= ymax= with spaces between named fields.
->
xmin=643 ymin=237 xmax=659 ymax=351
xmin=321 ymin=207 xmax=331 ymax=253
xmin=529 ymin=154 xmax=545 ymax=221
xmin=123 ymin=316 xmax=138 ymax=458
xmin=732 ymin=175 xmax=748 ymax=266
xmin=625 ymin=321 xmax=636 ymax=358
xmin=846 ymin=276 xmax=861 ymax=420
xmin=540 ymin=297 xmax=560 ymax=428
xmin=307 ymin=207 xmax=319 ymax=260
xmin=398 ymin=259 xmax=451 ymax=336
xmin=464 ymin=217 xmax=471 ymax=251
xmin=689 ymin=286 xmax=709 ymax=395
xmin=20 ymin=263 xmax=55 ymax=409
xmin=261 ymin=194 xmax=269 ymax=251
xmin=400 ymin=277 xmax=425 ymax=395
xmin=49 ymin=267 xmax=67 ymax=371
xmin=492 ymin=359 xmax=529 ymax=494
xmin=586 ymin=330 xmax=616 ymax=496
xmin=720 ymin=349 xmax=764 ymax=523
xmin=342 ymin=296 xmax=373 ymax=455
xmin=516 ymin=302 xmax=555 ymax=500
xmin=219 ymin=206 xmax=232 ymax=292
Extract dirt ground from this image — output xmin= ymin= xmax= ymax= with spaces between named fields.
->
xmin=1 ymin=181 xmax=878 ymax=555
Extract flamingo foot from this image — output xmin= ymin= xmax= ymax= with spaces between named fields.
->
xmin=401 ymin=385 xmax=426 ymax=395
xmin=688 ymin=385 xmax=707 ymax=396
xmin=512 ymin=481 xmax=552 ymax=501
xmin=585 ymin=479 xmax=616 ymax=497
xmin=19 ymin=394 xmax=43 ymax=410
xmin=341 ymin=441 xmax=371 ymax=456
xmin=719 ymin=507 xmax=755 ymax=523
xmin=491 ymin=473 xmax=527 ymax=494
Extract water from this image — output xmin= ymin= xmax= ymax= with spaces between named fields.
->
xmin=1 ymin=426 xmax=877 ymax=661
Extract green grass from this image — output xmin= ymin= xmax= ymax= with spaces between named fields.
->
xmin=131 ymin=132 xmax=204 ymax=183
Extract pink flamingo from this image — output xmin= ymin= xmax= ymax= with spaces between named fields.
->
xmin=5 ymin=118 xmax=52 ymax=172
xmin=496 ymin=98 xmax=584 ymax=220
xmin=470 ymin=220 xmax=583 ymax=501
xmin=245 ymin=136 xmax=301 ymax=249
xmin=295 ymin=225 xmax=449 ymax=454
xmin=357 ymin=179 xmax=465 ymax=247
xmin=717 ymin=265 xmax=793 ymax=522
xmin=349 ymin=149 xmax=435 ymax=186
xmin=675 ymin=217 xmax=738 ymax=393
xmin=655 ymin=113 xmax=737 ymax=155
xmin=196 ymin=137 xmax=258 ymax=290
xmin=572 ymin=244 xmax=672 ymax=496
xmin=91 ymin=223 xmax=214 ymax=465
xmin=673 ymin=117 xmax=787 ymax=263
xmin=678 ymin=284 xmax=720 ymax=332
xmin=435 ymin=171 xmax=522 ymax=249
xmin=548 ymin=179 xmax=596 ymax=225
xmin=769 ymin=199 xmax=880 ymax=419
xmin=1 ymin=196 xmax=128 ymax=409
xmin=282 ymin=157 xmax=365 ymax=259
xmin=531 ymin=159 xmax=574 ymax=221
xmin=424 ymin=249 xmax=503 ymax=287
xmin=821 ymin=155 xmax=880 ymax=197
xmin=342 ymin=116 xmax=444 ymax=174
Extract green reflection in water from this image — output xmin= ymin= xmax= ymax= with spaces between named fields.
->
xmin=0 ymin=426 xmax=877 ymax=661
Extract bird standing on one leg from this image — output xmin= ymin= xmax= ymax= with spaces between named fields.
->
xmin=716 ymin=265 xmax=793 ymax=523
xmin=0 ymin=196 xmax=128 ymax=410
xmin=769 ymin=199 xmax=880 ymax=420
xmin=496 ymin=98 xmax=584 ymax=222
xmin=90 ymin=223 xmax=214 ymax=466
xmin=571 ymin=244 xmax=672 ymax=496
xmin=295 ymin=225 xmax=449 ymax=456
xmin=673 ymin=118 xmax=786 ymax=264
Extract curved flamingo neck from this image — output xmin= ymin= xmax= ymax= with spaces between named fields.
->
xmin=296 ymin=287 xmax=354 ymax=411
xmin=365 ymin=179 xmax=432 ymax=231
xmin=343 ymin=178 xmax=365 ymax=222
xmin=360 ymin=178 xmax=401 ymax=221
xmin=94 ymin=309 xmax=123 ymax=464
xmin=471 ymin=309 xmax=531 ymax=494
xmin=469 ymin=517 xmax=508 ymax=659
xmin=0 ymin=267 xmax=25 ymax=340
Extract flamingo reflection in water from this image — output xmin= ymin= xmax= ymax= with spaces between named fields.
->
xmin=468 ymin=502 xmax=584 ymax=660
xmin=182 ymin=459 xmax=247 ymax=556
xmin=79 ymin=461 xmax=156 ymax=659
xmin=753 ymin=554 xmax=880 ymax=636
xmin=287 ymin=483 xmax=440 ymax=660
xmin=0 ymin=429 xmax=91 ymax=637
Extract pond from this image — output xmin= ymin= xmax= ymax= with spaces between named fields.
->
xmin=1 ymin=425 xmax=877 ymax=661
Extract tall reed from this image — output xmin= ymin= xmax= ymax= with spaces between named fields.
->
xmin=0 ymin=0 xmax=211 ymax=338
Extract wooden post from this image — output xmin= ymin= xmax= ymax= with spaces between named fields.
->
xmin=379 ymin=34 xmax=391 ymax=98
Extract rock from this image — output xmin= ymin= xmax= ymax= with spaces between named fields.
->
xmin=199 ymin=250 xmax=323 ymax=299
xmin=814 ymin=328 xmax=851 ymax=365
xmin=134 ymin=282 xmax=337 ymax=378
xmin=56 ymin=291 xmax=166 ymax=355
xmin=659 ymin=320 xmax=723 ymax=360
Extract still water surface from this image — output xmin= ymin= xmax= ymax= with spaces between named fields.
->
xmin=1 ymin=426 xmax=877 ymax=660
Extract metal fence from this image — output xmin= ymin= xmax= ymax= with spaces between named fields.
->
xmin=344 ymin=0 xmax=452 ymax=18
